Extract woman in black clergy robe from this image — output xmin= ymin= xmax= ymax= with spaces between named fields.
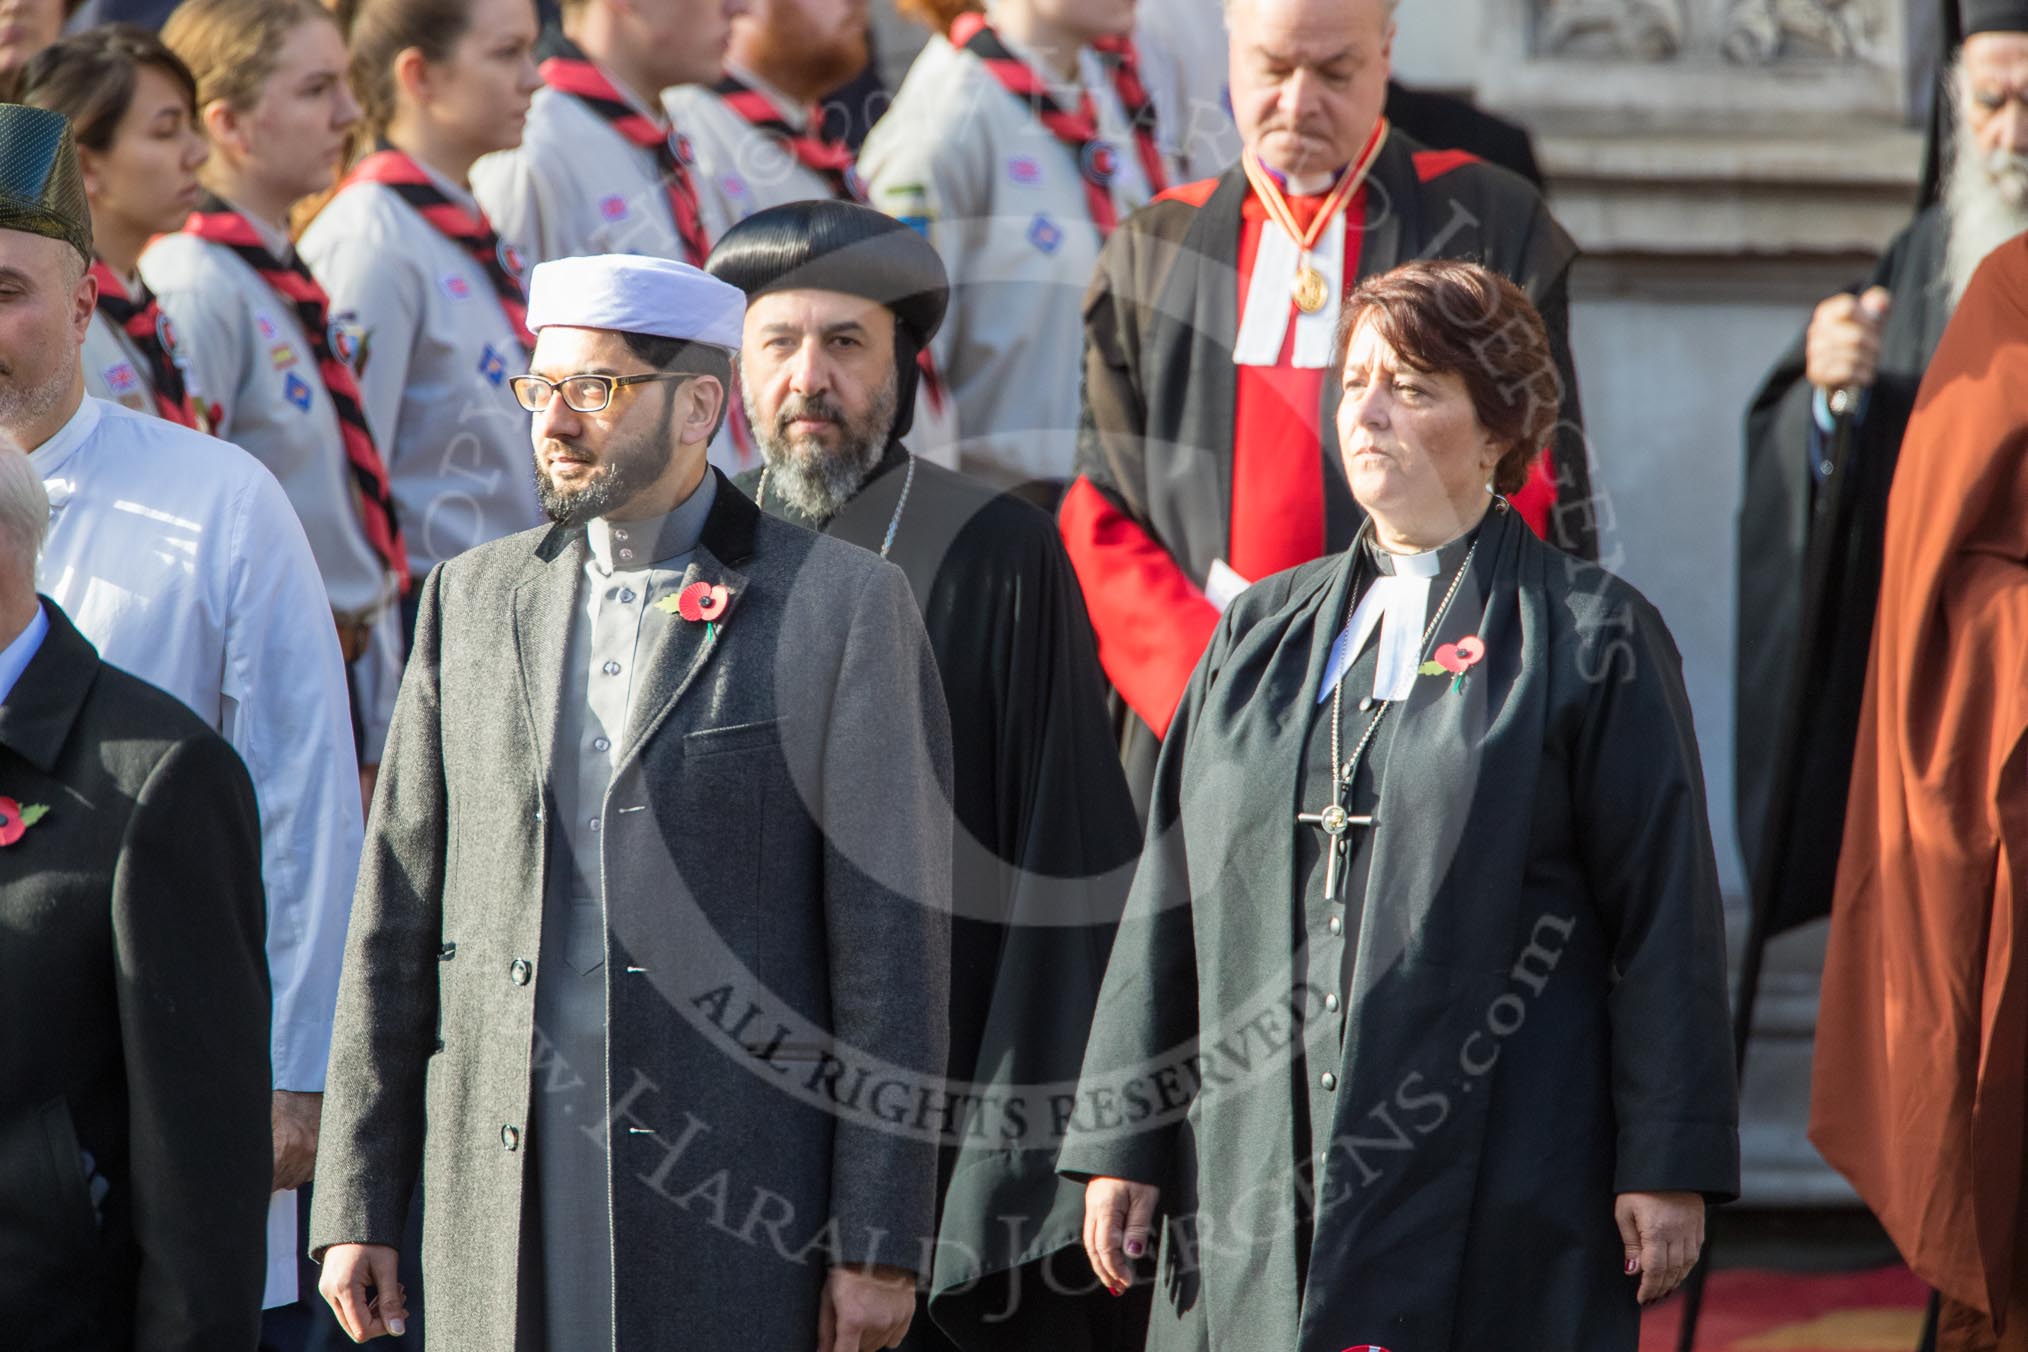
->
xmin=1057 ymin=261 xmax=1739 ymax=1352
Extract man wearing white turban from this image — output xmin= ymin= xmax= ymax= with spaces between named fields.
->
xmin=310 ymin=254 xmax=955 ymax=1352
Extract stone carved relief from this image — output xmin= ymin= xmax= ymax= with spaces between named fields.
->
xmin=1540 ymin=0 xmax=1688 ymax=59
xmin=1721 ymin=0 xmax=1880 ymax=63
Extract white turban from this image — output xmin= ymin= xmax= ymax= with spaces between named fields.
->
xmin=525 ymin=254 xmax=745 ymax=351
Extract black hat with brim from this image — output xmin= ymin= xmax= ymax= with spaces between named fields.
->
xmin=705 ymin=199 xmax=949 ymax=350
xmin=0 ymin=103 xmax=90 ymax=263
xmin=1964 ymin=0 xmax=2028 ymax=36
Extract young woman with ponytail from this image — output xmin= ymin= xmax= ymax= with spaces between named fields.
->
xmin=145 ymin=0 xmax=403 ymax=780
xmin=300 ymin=0 xmax=544 ymax=647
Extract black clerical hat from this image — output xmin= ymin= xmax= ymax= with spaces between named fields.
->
xmin=0 ymin=104 xmax=90 ymax=263
xmin=1964 ymin=0 xmax=2028 ymax=34
xmin=705 ymin=200 xmax=949 ymax=350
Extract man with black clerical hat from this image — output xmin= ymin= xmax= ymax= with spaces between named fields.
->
xmin=709 ymin=200 xmax=1144 ymax=1352
xmin=1737 ymin=0 xmax=2028 ymax=942
xmin=312 ymin=252 xmax=953 ymax=1352
xmin=0 ymin=98 xmax=361 ymax=1311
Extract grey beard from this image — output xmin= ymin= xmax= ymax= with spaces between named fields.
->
xmin=1943 ymin=135 xmax=2028 ymax=307
xmin=0 ymin=365 xmax=77 ymax=444
xmin=745 ymin=376 xmax=898 ymax=523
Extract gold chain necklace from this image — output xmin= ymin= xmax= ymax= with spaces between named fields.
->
xmin=1241 ymin=118 xmax=1391 ymax=315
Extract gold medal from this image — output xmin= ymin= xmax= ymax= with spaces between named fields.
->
xmin=1242 ymin=120 xmax=1391 ymax=321
xmin=1292 ymin=264 xmax=1330 ymax=314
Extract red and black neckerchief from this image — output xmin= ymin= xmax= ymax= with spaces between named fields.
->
xmin=949 ymin=13 xmax=1168 ymax=237
xmin=89 ymin=261 xmax=200 ymax=430
xmin=1088 ymin=34 xmax=1169 ymax=202
xmin=537 ymin=32 xmax=712 ymax=265
xmin=344 ymin=146 xmax=534 ymax=350
xmin=183 ymin=197 xmax=410 ymax=592
xmin=712 ymin=73 xmax=866 ymax=203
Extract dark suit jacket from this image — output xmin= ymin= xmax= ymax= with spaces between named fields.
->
xmin=311 ymin=472 xmax=954 ymax=1352
xmin=0 ymin=599 xmax=271 ymax=1351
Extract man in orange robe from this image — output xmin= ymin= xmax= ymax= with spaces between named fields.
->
xmin=1810 ymin=232 xmax=2028 ymax=1352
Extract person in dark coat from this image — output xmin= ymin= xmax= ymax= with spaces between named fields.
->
xmin=0 ymin=448 xmax=272 ymax=1351
xmin=709 ymin=200 xmax=1144 ymax=1351
xmin=1735 ymin=0 xmax=2028 ymax=933
xmin=1060 ymin=261 xmax=1738 ymax=1352
xmin=310 ymin=253 xmax=953 ymax=1351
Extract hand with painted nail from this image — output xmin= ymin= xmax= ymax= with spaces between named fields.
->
xmin=1615 ymin=1190 xmax=1705 ymax=1306
xmin=318 ymin=1242 xmax=407 ymax=1341
xmin=1082 ymin=1175 xmax=1161 ymax=1294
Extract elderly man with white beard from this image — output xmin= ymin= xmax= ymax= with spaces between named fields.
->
xmin=1734 ymin=0 xmax=2028 ymax=938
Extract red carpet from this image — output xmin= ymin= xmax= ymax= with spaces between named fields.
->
xmin=1640 ymin=1265 xmax=1931 ymax=1350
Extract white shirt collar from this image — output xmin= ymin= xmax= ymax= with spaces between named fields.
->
xmin=225 ymin=197 xmax=295 ymax=263
xmin=0 ymin=600 xmax=51 ymax=708
xmin=989 ymin=26 xmax=1095 ymax=110
xmin=414 ymin=154 xmax=480 ymax=214
xmin=25 ymin=393 xmax=101 ymax=481
xmin=726 ymin=61 xmax=806 ymax=129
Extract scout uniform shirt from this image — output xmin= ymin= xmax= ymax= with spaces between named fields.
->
xmin=471 ymin=63 xmax=740 ymax=268
xmin=140 ymin=207 xmax=403 ymax=756
xmin=534 ymin=471 xmax=717 ymax=1352
xmin=82 ymin=279 xmax=204 ymax=427
xmin=472 ymin=52 xmax=749 ymax=473
xmin=299 ymin=160 xmax=544 ymax=583
xmin=665 ymin=64 xmax=964 ymax=469
xmin=860 ymin=28 xmax=1161 ymax=489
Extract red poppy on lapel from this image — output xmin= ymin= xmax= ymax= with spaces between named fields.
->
xmin=0 ymin=796 xmax=49 ymax=846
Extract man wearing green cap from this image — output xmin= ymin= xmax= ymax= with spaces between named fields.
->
xmin=0 ymin=100 xmax=364 ymax=1310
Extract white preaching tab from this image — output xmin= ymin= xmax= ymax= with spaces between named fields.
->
xmin=1233 ymin=209 xmax=1346 ymax=369
xmin=1317 ymin=546 xmax=1443 ymax=705
xmin=1204 ymin=557 xmax=1252 ymax=613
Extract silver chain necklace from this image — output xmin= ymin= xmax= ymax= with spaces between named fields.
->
xmin=756 ymin=453 xmax=916 ymax=560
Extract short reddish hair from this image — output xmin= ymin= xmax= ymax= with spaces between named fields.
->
xmin=896 ymin=0 xmax=980 ymax=36
xmin=1336 ymin=260 xmax=1560 ymax=496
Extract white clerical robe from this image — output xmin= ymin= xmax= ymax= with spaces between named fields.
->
xmin=30 ymin=395 xmax=365 ymax=1305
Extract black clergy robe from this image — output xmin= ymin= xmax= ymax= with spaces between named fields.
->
xmin=735 ymin=443 xmax=1143 ymax=1351
xmin=1735 ymin=205 xmax=1951 ymax=933
xmin=1058 ymin=505 xmax=1739 ymax=1352
xmin=1060 ymin=129 xmax=1591 ymax=813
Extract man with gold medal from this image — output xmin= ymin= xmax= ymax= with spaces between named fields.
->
xmin=1060 ymin=0 xmax=1593 ymax=811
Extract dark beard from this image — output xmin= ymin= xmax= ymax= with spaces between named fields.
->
xmin=745 ymin=370 xmax=898 ymax=522
xmin=532 ymin=423 xmax=677 ymax=529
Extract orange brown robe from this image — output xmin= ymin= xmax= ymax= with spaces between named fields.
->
xmin=1809 ymin=234 xmax=2028 ymax=1352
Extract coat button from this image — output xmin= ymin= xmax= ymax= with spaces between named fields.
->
xmin=1327 ymin=915 xmax=1342 ymax=936
xmin=510 ymin=959 xmax=532 ymax=986
xmin=1320 ymin=1072 xmax=1337 ymax=1092
xmin=501 ymin=1124 xmax=520 ymax=1150
xmin=438 ymin=942 xmax=456 ymax=961
xmin=1324 ymin=993 xmax=1340 ymax=1013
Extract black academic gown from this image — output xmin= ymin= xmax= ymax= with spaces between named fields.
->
xmin=1059 ymin=506 xmax=1739 ymax=1352
xmin=1735 ymin=206 xmax=1951 ymax=933
xmin=736 ymin=444 xmax=1143 ymax=1351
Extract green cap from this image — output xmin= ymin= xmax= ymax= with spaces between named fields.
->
xmin=0 ymin=104 xmax=91 ymax=263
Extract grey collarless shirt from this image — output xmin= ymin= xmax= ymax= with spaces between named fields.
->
xmin=533 ymin=470 xmax=716 ymax=1352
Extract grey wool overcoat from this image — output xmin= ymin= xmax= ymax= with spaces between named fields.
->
xmin=310 ymin=471 xmax=954 ymax=1350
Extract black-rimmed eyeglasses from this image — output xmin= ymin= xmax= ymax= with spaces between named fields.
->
xmin=509 ymin=372 xmax=691 ymax=414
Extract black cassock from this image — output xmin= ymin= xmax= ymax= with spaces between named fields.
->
xmin=1059 ymin=505 xmax=1738 ymax=1352
xmin=736 ymin=444 xmax=1142 ymax=1350
xmin=1735 ymin=205 xmax=1950 ymax=932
